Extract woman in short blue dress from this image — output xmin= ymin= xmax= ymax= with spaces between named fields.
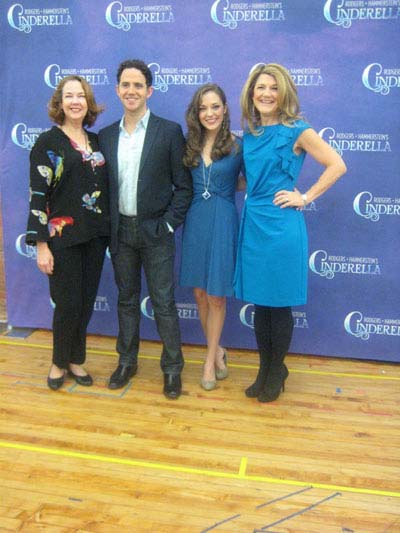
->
xmin=235 ymin=64 xmax=346 ymax=402
xmin=180 ymin=84 xmax=243 ymax=390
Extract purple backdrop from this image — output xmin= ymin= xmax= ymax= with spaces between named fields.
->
xmin=1 ymin=1 xmax=399 ymax=361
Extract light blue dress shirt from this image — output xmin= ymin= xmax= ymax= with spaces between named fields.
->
xmin=118 ymin=109 xmax=150 ymax=216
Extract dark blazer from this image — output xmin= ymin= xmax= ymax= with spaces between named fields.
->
xmin=99 ymin=112 xmax=192 ymax=254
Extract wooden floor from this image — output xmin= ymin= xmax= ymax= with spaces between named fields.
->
xmin=0 ymin=330 xmax=399 ymax=532
xmin=0 ymin=204 xmax=7 ymax=323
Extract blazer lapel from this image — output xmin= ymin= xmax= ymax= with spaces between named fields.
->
xmin=109 ymin=122 xmax=120 ymax=182
xmin=139 ymin=113 xmax=160 ymax=174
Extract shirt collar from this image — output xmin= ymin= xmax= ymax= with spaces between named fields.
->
xmin=119 ymin=108 xmax=151 ymax=133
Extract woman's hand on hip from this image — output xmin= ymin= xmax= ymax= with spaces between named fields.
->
xmin=274 ymin=188 xmax=305 ymax=210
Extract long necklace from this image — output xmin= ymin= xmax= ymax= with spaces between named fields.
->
xmin=202 ymin=160 xmax=213 ymax=200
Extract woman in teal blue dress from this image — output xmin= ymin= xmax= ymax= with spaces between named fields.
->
xmin=180 ymin=84 xmax=243 ymax=391
xmin=235 ymin=63 xmax=346 ymax=402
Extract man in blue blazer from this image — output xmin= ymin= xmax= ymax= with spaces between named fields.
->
xmin=99 ymin=59 xmax=192 ymax=399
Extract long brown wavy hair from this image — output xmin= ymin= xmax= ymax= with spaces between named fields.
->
xmin=241 ymin=63 xmax=302 ymax=135
xmin=184 ymin=84 xmax=236 ymax=168
xmin=48 ymin=75 xmax=104 ymax=127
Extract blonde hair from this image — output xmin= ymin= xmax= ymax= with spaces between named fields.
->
xmin=240 ymin=63 xmax=302 ymax=134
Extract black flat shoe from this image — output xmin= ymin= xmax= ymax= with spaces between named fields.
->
xmin=47 ymin=373 xmax=65 ymax=391
xmin=68 ymin=369 xmax=93 ymax=386
xmin=163 ymin=374 xmax=182 ymax=399
xmin=108 ymin=363 xmax=138 ymax=390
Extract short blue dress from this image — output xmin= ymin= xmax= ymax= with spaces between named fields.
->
xmin=234 ymin=121 xmax=311 ymax=307
xmin=180 ymin=139 xmax=243 ymax=297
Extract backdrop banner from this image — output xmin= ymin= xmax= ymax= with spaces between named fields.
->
xmin=1 ymin=1 xmax=399 ymax=361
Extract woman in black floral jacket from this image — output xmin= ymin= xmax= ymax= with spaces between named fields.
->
xmin=26 ymin=75 xmax=110 ymax=390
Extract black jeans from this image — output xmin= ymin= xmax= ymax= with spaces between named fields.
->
xmin=112 ymin=215 xmax=183 ymax=374
xmin=49 ymin=237 xmax=108 ymax=368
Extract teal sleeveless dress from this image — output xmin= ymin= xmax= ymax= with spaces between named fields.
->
xmin=180 ymin=140 xmax=243 ymax=297
xmin=234 ymin=120 xmax=311 ymax=307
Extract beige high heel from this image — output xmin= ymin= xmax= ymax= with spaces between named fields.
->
xmin=200 ymin=363 xmax=217 ymax=391
xmin=215 ymin=349 xmax=228 ymax=380
xmin=200 ymin=377 xmax=217 ymax=391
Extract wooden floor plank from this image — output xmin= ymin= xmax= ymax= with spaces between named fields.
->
xmin=0 ymin=329 xmax=399 ymax=531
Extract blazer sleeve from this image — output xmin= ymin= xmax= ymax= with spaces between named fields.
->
xmin=163 ymin=123 xmax=192 ymax=229
xmin=26 ymin=134 xmax=53 ymax=244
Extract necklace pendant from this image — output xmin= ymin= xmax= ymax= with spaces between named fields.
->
xmin=202 ymin=190 xmax=211 ymax=200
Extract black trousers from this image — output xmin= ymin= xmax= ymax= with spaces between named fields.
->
xmin=48 ymin=237 xmax=108 ymax=368
xmin=112 ymin=216 xmax=183 ymax=374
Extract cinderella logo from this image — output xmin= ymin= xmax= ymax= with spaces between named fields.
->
xmin=344 ymin=311 xmax=369 ymax=339
xmin=44 ymin=64 xmax=109 ymax=89
xmin=309 ymin=249 xmax=381 ymax=278
xmin=7 ymin=3 xmax=72 ymax=32
xmin=239 ymin=303 xmax=254 ymax=329
xmin=141 ymin=297 xmax=198 ymax=320
xmin=290 ymin=67 xmax=323 ymax=87
xmin=292 ymin=311 xmax=308 ymax=328
xmin=176 ymin=303 xmax=199 ymax=320
xmin=362 ymin=63 xmax=400 ymax=95
xmin=309 ymin=250 xmax=335 ymax=279
xmin=44 ymin=64 xmax=61 ymax=88
xmin=344 ymin=311 xmax=400 ymax=340
xmin=353 ymin=191 xmax=400 ymax=221
xmin=211 ymin=0 xmax=239 ymax=29
xmin=140 ymin=296 xmax=155 ymax=320
xmin=211 ymin=0 xmax=285 ymax=29
xmin=319 ymin=127 xmax=342 ymax=154
xmin=303 ymin=201 xmax=317 ymax=212
xmin=149 ymin=63 xmax=212 ymax=92
xmin=7 ymin=3 xmax=28 ymax=31
xmin=11 ymin=123 xmax=44 ymax=150
xmin=105 ymin=1 xmax=128 ymax=30
xmin=319 ymin=127 xmax=391 ymax=155
xmin=15 ymin=234 xmax=36 ymax=260
xmin=105 ymin=1 xmax=174 ymax=31
xmin=94 ymin=296 xmax=110 ymax=312
xmin=324 ymin=0 xmax=400 ymax=28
